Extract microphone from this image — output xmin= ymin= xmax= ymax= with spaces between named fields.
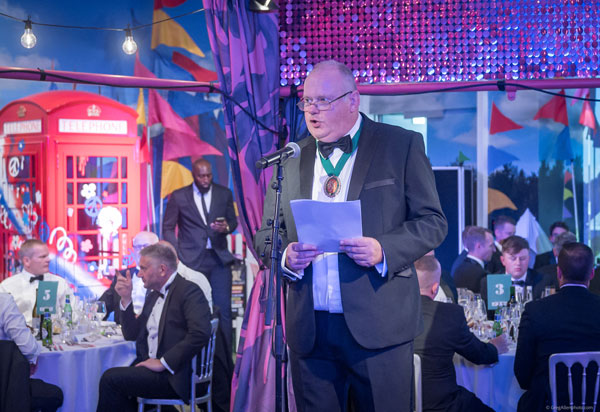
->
xmin=255 ymin=142 xmax=301 ymax=169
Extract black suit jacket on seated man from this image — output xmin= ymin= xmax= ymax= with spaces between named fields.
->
xmin=454 ymin=257 xmax=487 ymax=294
xmin=414 ymin=295 xmax=498 ymax=412
xmin=121 ymin=274 xmax=211 ymax=400
xmin=514 ymin=286 xmax=600 ymax=411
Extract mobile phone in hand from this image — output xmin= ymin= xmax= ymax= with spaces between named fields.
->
xmin=215 ymin=217 xmax=226 ymax=223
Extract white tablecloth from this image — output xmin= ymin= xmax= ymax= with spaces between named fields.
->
xmin=454 ymin=348 xmax=524 ymax=412
xmin=32 ymin=337 xmax=136 ymax=412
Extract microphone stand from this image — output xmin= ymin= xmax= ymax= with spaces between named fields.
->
xmin=264 ymin=159 xmax=287 ymax=412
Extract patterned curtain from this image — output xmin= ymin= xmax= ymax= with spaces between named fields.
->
xmin=202 ymin=2 xmax=283 ymax=411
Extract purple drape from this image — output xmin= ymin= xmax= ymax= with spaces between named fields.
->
xmin=202 ymin=1 xmax=285 ymax=411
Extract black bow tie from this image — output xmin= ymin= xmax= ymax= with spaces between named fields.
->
xmin=154 ymin=282 xmax=173 ymax=300
xmin=512 ymin=280 xmax=526 ymax=287
xmin=318 ymin=135 xmax=352 ymax=159
xmin=29 ymin=274 xmax=44 ymax=283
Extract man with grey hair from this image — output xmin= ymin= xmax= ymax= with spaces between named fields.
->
xmin=99 ymin=230 xmax=159 ymax=323
xmin=97 ymin=243 xmax=211 ymax=411
xmin=255 ymin=59 xmax=447 ymax=412
xmin=415 ymin=255 xmax=508 ymax=412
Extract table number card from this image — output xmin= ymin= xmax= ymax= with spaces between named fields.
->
xmin=37 ymin=281 xmax=59 ymax=314
xmin=486 ymin=274 xmax=511 ymax=310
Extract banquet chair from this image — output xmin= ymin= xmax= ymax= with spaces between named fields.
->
xmin=414 ymin=354 xmax=422 ymax=412
xmin=549 ymin=351 xmax=600 ymax=412
xmin=0 ymin=340 xmax=31 ymax=412
xmin=137 ymin=318 xmax=219 ymax=412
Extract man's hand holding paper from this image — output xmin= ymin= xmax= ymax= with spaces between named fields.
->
xmin=285 ymin=242 xmax=323 ymax=272
xmin=339 ymin=237 xmax=383 ymax=267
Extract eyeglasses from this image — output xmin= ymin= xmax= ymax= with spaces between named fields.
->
xmin=296 ymin=91 xmax=353 ymax=112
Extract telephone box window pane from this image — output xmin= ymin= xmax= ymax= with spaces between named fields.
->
xmin=8 ymin=156 xmax=30 ymax=178
xmin=30 ymin=156 xmax=36 ymax=178
xmin=121 ymin=157 xmax=127 ymax=178
xmin=77 ymin=208 xmax=96 ymax=230
xmin=121 ymin=208 xmax=128 ymax=229
xmin=100 ymin=182 xmax=118 ymax=204
xmin=66 ymin=156 xmax=73 ymax=179
xmin=121 ymin=183 xmax=127 ymax=203
xmin=76 ymin=157 xmax=118 ymax=179
xmin=78 ymin=234 xmax=99 ymax=257
xmin=77 ymin=183 xmax=100 ymax=205
xmin=67 ymin=183 xmax=73 ymax=204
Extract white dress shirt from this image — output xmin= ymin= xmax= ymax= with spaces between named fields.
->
xmin=0 ymin=270 xmax=69 ymax=324
xmin=131 ymin=270 xmax=146 ymax=315
xmin=466 ymin=254 xmax=485 ymax=268
xmin=193 ymin=184 xmax=213 ymax=249
xmin=0 ymin=293 xmax=41 ymax=363
xmin=177 ymin=262 xmax=213 ymax=313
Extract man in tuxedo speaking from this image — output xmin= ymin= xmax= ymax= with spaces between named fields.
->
xmin=97 ymin=243 xmax=211 ymax=411
xmin=254 ymin=60 xmax=447 ymax=412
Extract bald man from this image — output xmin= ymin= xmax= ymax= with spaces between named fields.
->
xmin=99 ymin=231 xmax=159 ymax=323
xmin=414 ymin=255 xmax=508 ymax=412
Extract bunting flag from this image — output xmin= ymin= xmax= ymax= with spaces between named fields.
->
xmin=136 ymin=88 xmax=151 ymax=164
xmin=172 ymin=51 xmax=219 ymax=82
xmin=160 ymin=160 xmax=194 ymax=198
xmin=154 ymin=0 xmax=187 ymax=8
xmin=562 ymin=168 xmax=575 ymax=222
xmin=151 ymin=9 xmax=205 ymax=57
xmin=571 ymin=88 xmax=589 ymax=105
xmin=533 ymin=89 xmax=569 ymax=126
xmin=488 ymin=188 xmax=517 ymax=214
xmin=489 ymin=102 xmax=523 ymax=134
xmin=488 ymin=145 xmax=519 ymax=174
xmin=579 ymin=98 xmax=596 ymax=130
xmin=553 ymin=126 xmax=574 ymax=161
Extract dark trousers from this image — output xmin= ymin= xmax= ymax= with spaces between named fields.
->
xmin=290 ymin=311 xmax=414 ymax=412
xmin=96 ymin=366 xmax=179 ymax=412
xmin=30 ymin=378 xmax=63 ymax=412
xmin=198 ymin=250 xmax=233 ymax=352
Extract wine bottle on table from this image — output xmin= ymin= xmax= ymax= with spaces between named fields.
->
xmin=64 ymin=295 xmax=73 ymax=327
xmin=41 ymin=309 xmax=53 ymax=347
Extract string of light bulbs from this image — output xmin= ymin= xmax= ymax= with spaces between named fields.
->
xmin=0 ymin=8 xmax=205 ymax=55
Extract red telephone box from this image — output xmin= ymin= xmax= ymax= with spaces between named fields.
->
xmin=0 ymin=91 xmax=140 ymax=291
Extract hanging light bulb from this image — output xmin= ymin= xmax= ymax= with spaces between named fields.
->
xmin=122 ymin=28 xmax=137 ymax=55
xmin=20 ymin=19 xmax=36 ymax=49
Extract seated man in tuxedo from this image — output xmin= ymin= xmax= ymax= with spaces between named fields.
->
xmin=486 ymin=215 xmax=516 ymax=274
xmin=533 ymin=231 xmax=577 ymax=298
xmin=414 ymin=255 xmax=509 ymax=412
xmin=454 ymin=227 xmax=495 ymax=293
xmin=533 ymin=221 xmax=568 ymax=270
xmin=97 ymin=243 xmax=211 ymax=412
xmin=514 ymin=242 xmax=600 ymax=411
xmin=0 ymin=293 xmax=63 ymax=412
xmin=0 ymin=239 xmax=70 ymax=324
xmin=99 ymin=231 xmax=159 ymax=323
xmin=481 ymin=235 xmax=543 ymax=309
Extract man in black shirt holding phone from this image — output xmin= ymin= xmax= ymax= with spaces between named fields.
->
xmin=163 ymin=158 xmax=238 ymax=351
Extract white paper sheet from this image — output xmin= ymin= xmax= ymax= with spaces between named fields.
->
xmin=290 ymin=199 xmax=362 ymax=252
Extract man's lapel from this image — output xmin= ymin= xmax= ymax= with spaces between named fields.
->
xmin=299 ymin=139 xmax=316 ymax=199
xmin=347 ymin=115 xmax=378 ymax=201
xmin=185 ymin=184 xmax=207 ymax=227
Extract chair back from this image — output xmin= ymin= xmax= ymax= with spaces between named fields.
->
xmin=549 ymin=351 xmax=600 ymax=412
xmin=414 ymin=353 xmax=422 ymax=412
xmin=189 ymin=318 xmax=219 ymax=412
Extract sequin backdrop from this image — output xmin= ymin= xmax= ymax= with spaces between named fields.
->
xmin=279 ymin=0 xmax=600 ymax=86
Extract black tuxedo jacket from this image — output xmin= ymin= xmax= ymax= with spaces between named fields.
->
xmin=120 ymin=274 xmax=211 ymax=401
xmin=414 ymin=296 xmax=498 ymax=411
xmin=533 ymin=251 xmax=555 ymax=270
xmin=514 ymin=286 xmax=600 ymax=411
xmin=485 ymin=247 xmax=505 ymax=274
xmin=163 ymin=183 xmax=238 ymax=269
xmin=450 ymin=249 xmax=468 ymax=278
xmin=99 ymin=267 xmax=139 ymax=324
xmin=453 ymin=257 xmax=486 ymax=294
xmin=254 ymin=114 xmax=447 ymax=354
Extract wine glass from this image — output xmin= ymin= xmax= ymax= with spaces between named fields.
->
xmin=94 ymin=301 xmax=107 ymax=322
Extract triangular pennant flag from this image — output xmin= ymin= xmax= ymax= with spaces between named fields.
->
xmin=172 ymin=51 xmax=219 ymax=82
xmin=571 ymin=88 xmax=589 ymax=105
xmin=488 ymin=188 xmax=517 ymax=214
xmin=154 ymin=0 xmax=187 ymax=8
xmin=579 ymin=99 xmax=596 ymax=130
xmin=534 ymin=89 xmax=569 ymax=126
xmin=564 ymin=170 xmax=573 ymax=183
xmin=563 ymin=205 xmax=573 ymax=219
xmin=456 ymin=151 xmax=470 ymax=164
xmin=488 ymin=145 xmax=519 ymax=174
xmin=563 ymin=187 xmax=573 ymax=201
xmin=553 ymin=127 xmax=574 ymax=161
xmin=134 ymin=54 xmax=156 ymax=79
xmin=160 ymin=160 xmax=193 ymax=198
xmin=490 ymin=102 xmax=523 ymax=134
xmin=151 ymin=9 xmax=205 ymax=57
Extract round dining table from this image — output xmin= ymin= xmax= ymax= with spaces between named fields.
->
xmin=454 ymin=347 xmax=525 ymax=412
xmin=32 ymin=336 xmax=136 ymax=412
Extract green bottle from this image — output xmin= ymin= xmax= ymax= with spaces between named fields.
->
xmin=493 ymin=309 xmax=503 ymax=337
xmin=63 ymin=295 xmax=73 ymax=327
xmin=41 ymin=310 xmax=53 ymax=347
xmin=508 ymin=286 xmax=517 ymax=307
